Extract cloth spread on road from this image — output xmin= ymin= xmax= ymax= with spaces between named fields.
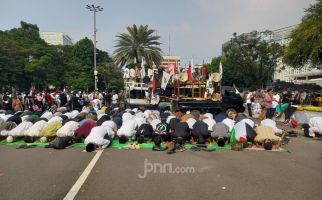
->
xmin=0 ymin=139 xmax=290 ymax=152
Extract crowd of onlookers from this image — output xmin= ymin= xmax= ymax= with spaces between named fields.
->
xmin=0 ymin=89 xmax=127 ymax=113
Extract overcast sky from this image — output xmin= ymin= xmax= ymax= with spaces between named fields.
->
xmin=0 ymin=0 xmax=316 ymax=64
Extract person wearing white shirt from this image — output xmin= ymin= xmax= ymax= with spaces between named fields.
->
xmin=85 ymin=126 xmax=111 ymax=150
xmin=233 ymin=120 xmax=257 ymax=142
xmin=272 ymin=93 xmax=280 ymax=109
xmin=25 ymin=120 xmax=47 ymax=137
xmin=9 ymin=121 xmax=33 ymax=137
xmin=56 ymin=121 xmax=80 ymax=137
xmin=101 ymin=120 xmax=118 ymax=138
xmin=303 ymin=117 xmax=322 ymax=137
xmin=48 ymin=116 xmax=63 ymax=123
xmin=112 ymin=93 xmax=118 ymax=105
xmin=246 ymin=90 xmax=255 ymax=117
xmin=134 ymin=117 xmax=145 ymax=129
xmin=40 ymin=111 xmax=53 ymax=121
xmin=23 ymin=120 xmax=48 ymax=142
xmin=261 ymin=118 xmax=283 ymax=135
xmin=122 ymin=112 xmax=134 ymax=122
xmin=117 ymin=120 xmax=137 ymax=138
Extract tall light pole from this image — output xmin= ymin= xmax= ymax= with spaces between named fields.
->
xmin=86 ymin=4 xmax=103 ymax=91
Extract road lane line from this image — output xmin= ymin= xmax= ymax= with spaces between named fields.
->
xmin=64 ymin=149 xmax=104 ymax=200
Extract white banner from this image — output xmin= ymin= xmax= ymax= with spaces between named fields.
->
xmin=161 ymin=71 xmax=172 ymax=90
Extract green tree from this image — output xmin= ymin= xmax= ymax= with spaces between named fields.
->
xmin=98 ymin=62 xmax=124 ymax=91
xmin=283 ymin=0 xmax=322 ymax=67
xmin=206 ymin=56 xmax=221 ymax=73
xmin=113 ymin=24 xmax=162 ymax=67
xmin=220 ymin=31 xmax=284 ymax=88
xmin=0 ymin=35 xmax=28 ymax=90
xmin=0 ymin=21 xmax=114 ymax=92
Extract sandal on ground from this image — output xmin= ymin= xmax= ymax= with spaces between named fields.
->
xmin=191 ymin=146 xmax=201 ymax=152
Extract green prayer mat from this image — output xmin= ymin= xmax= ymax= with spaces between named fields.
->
xmin=0 ymin=139 xmax=289 ymax=152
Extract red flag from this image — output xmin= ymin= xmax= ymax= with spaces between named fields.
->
xmin=187 ymin=63 xmax=192 ymax=81
xmin=151 ymin=79 xmax=156 ymax=92
xmin=173 ymin=63 xmax=177 ymax=75
xmin=202 ymin=64 xmax=207 ymax=77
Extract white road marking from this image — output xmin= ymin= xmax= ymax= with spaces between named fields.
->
xmin=64 ymin=149 xmax=104 ymax=200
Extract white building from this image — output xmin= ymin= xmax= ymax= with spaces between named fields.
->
xmin=161 ymin=55 xmax=181 ymax=68
xmin=40 ymin=32 xmax=73 ymax=45
xmin=269 ymin=25 xmax=322 ymax=87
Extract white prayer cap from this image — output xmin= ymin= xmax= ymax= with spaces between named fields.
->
xmin=6 ymin=136 xmax=13 ymax=143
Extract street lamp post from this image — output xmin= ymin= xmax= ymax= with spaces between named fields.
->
xmin=86 ymin=4 xmax=103 ymax=91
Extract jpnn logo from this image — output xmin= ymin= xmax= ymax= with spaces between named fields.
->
xmin=138 ymin=159 xmax=195 ymax=179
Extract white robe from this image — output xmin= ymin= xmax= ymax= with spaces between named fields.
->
xmin=9 ymin=121 xmax=33 ymax=137
xmin=25 ymin=120 xmax=48 ymax=137
xmin=85 ymin=126 xmax=110 ymax=148
xmin=56 ymin=121 xmax=79 ymax=137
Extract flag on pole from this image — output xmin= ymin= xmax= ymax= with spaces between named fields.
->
xmin=191 ymin=58 xmax=194 ymax=74
xmin=201 ymin=61 xmax=207 ymax=81
xmin=219 ymin=61 xmax=223 ymax=79
xmin=187 ymin=63 xmax=192 ymax=81
xmin=151 ymin=75 xmax=156 ymax=92
xmin=161 ymin=71 xmax=172 ymax=90
xmin=141 ymin=57 xmax=146 ymax=77
xmin=173 ymin=63 xmax=177 ymax=75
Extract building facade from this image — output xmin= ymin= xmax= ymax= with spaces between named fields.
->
xmin=269 ymin=25 xmax=322 ymax=87
xmin=161 ymin=55 xmax=181 ymax=68
xmin=40 ymin=32 xmax=73 ymax=45
xmin=221 ymin=25 xmax=322 ymax=87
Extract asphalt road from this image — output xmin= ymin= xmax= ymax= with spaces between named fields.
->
xmin=0 ymin=136 xmax=321 ymax=200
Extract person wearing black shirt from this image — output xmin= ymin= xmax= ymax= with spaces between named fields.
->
xmin=69 ymin=92 xmax=81 ymax=111
xmin=173 ymin=121 xmax=191 ymax=142
xmin=136 ymin=123 xmax=154 ymax=144
xmin=191 ymin=120 xmax=209 ymax=144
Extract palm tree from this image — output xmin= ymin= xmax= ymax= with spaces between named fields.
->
xmin=113 ymin=24 xmax=163 ymax=66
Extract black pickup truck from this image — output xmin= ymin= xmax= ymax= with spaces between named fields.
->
xmin=169 ymin=86 xmax=243 ymax=113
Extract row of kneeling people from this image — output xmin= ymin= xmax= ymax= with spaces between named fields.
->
xmin=1 ymin=108 xmax=321 ymax=152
